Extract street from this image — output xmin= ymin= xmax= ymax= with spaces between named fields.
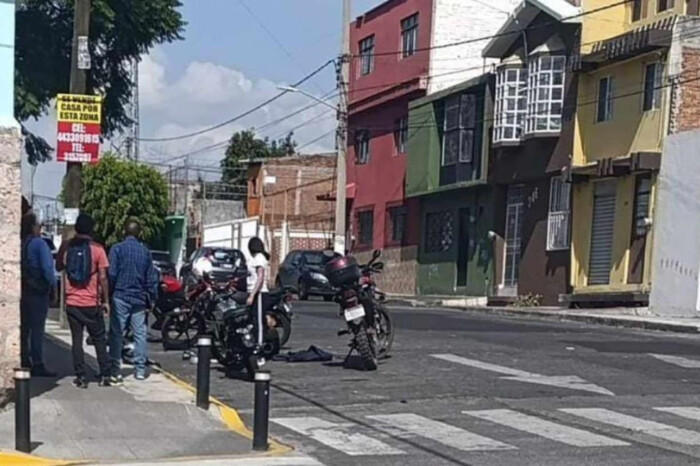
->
xmin=150 ymin=302 xmax=700 ymax=466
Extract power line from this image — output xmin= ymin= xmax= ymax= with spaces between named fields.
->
xmin=296 ymin=129 xmax=336 ymax=151
xmin=137 ymin=59 xmax=335 ymax=143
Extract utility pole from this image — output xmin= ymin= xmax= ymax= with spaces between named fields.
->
xmin=64 ymin=0 xmax=91 ymax=208
xmin=334 ymin=0 xmax=350 ymax=255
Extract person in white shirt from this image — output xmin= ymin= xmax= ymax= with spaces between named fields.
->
xmin=246 ymin=237 xmax=270 ymax=348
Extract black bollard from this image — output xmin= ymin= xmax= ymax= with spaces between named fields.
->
xmin=253 ymin=370 xmax=271 ymax=451
xmin=196 ymin=337 xmax=211 ymax=410
xmin=14 ymin=368 xmax=31 ymax=453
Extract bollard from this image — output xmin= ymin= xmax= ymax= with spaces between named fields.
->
xmin=196 ymin=337 xmax=211 ymax=410
xmin=253 ymin=370 xmax=271 ymax=451
xmin=14 ymin=368 xmax=31 ymax=453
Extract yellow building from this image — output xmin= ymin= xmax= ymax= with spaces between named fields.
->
xmin=569 ymin=0 xmax=700 ymax=304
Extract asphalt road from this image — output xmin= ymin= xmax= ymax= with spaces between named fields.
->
xmin=149 ymin=301 xmax=700 ymax=466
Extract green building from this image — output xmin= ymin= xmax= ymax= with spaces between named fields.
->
xmin=407 ymin=74 xmax=496 ymax=296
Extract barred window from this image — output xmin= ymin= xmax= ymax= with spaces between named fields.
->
xmin=546 ymin=176 xmax=571 ymax=251
xmin=387 ymin=206 xmax=407 ymax=244
xmin=424 ymin=211 xmax=454 ymax=253
xmin=494 ymin=66 xmax=527 ymax=143
xmin=357 ymin=210 xmax=374 ymax=246
xmin=526 ymin=55 xmax=566 ymax=134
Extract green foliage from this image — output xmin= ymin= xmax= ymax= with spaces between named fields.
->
xmin=15 ymin=0 xmax=185 ymax=164
xmin=80 ymin=154 xmax=169 ymax=247
xmin=220 ymin=130 xmax=297 ymax=192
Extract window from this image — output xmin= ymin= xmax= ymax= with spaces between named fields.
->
xmin=442 ymin=94 xmax=476 ymax=166
xmin=387 ymin=205 xmax=407 ymax=244
xmin=547 ymin=176 xmax=571 ymax=251
xmin=633 ymin=175 xmax=652 ymax=237
xmin=658 ymin=0 xmax=674 ymax=12
xmin=494 ymin=66 xmax=527 ymax=143
xmin=401 ymin=14 xmax=419 ymax=58
xmin=424 ymin=211 xmax=454 ymax=253
xmin=632 ymin=0 xmax=643 ymax=21
xmin=359 ymin=35 xmax=375 ymax=76
xmin=357 ymin=209 xmax=374 ymax=246
xmin=394 ymin=116 xmax=408 ymax=154
xmin=503 ymin=185 xmax=524 ymax=287
xmin=597 ymin=76 xmax=614 ymax=122
xmin=355 ymin=130 xmax=370 ymax=164
xmin=526 ymin=55 xmax=566 ymax=134
xmin=643 ymin=62 xmax=664 ymax=111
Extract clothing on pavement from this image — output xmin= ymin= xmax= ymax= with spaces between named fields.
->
xmin=66 ymin=305 xmax=110 ymax=378
xmin=64 ymin=238 xmax=110 ymax=307
xmin=108 ymin=236 xmax=159 ymax=307
xmin=110 ymin=297 xmax=148 ymax=376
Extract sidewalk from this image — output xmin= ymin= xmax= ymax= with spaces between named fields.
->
xmin=0 ymin=318 xmax=293 ymax=465
xmin=387 ymin=296 xmax=700 ymax=334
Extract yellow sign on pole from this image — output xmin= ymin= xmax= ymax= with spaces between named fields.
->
xmin=56 ymin=93 xmax=102 ymax=124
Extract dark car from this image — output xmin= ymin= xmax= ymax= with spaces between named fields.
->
xmin=276 ymin=250 xmax=340 ymax=301
xmin=151 ymin=250 xmax=176 ymax=277
xmin=180 ymin=247 xmax=248 ymax=291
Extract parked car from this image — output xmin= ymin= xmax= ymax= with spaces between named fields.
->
xmin=151 ymin=250 xmax=176 ymax=277
xmin=276 ymin=250 xmax=340 ymax=301
xmin=180 ymin=247 xmax=248 ymax=291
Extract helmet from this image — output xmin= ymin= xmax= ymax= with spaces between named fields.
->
xmin=192 ymin=257 xmax=213 ymax=278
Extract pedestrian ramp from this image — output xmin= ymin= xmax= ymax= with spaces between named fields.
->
xmin=271 ymin=406 xmax=700 ymax=458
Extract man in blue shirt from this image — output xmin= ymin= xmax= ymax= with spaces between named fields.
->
xmin=21 ymin=213 xmax=57 ymax=377
xmin=108 ymin=219 xmax=158 ymax=382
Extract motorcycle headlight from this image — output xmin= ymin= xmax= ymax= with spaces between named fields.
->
xmin=310 ymin=272 xmax=328 ymax=283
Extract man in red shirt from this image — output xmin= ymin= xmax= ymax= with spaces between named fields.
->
xmin=57 ymin=214 xmax=111 ymax=388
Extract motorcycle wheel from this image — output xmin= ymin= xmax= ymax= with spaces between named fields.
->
xmin=354 ymin=324 xmax=378 ymax=371
xmin=268 ymin=311 xmax=292 ymax=347
xmin=161 ymin=311 xmax=205 ymax=351
xmin=245 ymin=354 xmax=259 ymax=377
xmin=298 ymin=280 xmax=308 ymax=301
xmin=375 ymin=306 xmax=394 ymax=358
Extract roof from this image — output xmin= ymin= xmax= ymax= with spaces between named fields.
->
xmin=410 ymin=73 xmax=490 ymax=109
xmin=482 ymin=0 xmax=582 ymax=59
xmin=242 ymin=152 xmax=336 ymax=166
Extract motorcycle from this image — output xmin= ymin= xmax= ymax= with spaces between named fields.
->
xmin=324 ymin=249 xmax=394 ymax=371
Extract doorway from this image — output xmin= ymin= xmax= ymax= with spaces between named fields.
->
xmin=588 ymin=180 xmax=617 ymax=286
xmin=457 ymin=208 xmax=471 ymax=287
xmin=502 ymin=185 xmax=524 ymax=295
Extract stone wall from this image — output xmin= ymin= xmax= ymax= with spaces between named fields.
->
xmin=0 ymin=126 xmax=21 ymax=405
xmin=355 ymin=246 xmax=418 ymax=296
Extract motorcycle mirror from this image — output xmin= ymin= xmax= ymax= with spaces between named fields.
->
xmin=373 ymin=262 xmax=384 ymax=271
xmin=372 ymin=249 xmax=382 ymax=260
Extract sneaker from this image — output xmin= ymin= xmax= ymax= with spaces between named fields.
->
xmin=109 ymin=374 xmax=124 ymax=386
xmin=72 ymin=377 xmax=88 ymax=389
xmin=98 ymin=376 xmax=111 ymax=387
xmin=31 ymin=365 xmax=57 ymax=378
xmin=134 ymin=371 xmax=147 ymax=381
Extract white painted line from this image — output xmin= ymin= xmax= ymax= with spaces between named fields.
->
xmin=561 ymin=408 xmax=700 ymax=445
xmin=431 ymin=354 xmax=614 ymax=396
xmin=464 ymin=409 xmax=628 ymax=447
xmin=109 ymin=456 xmax=325 ymax=465
xmin=654 ymin=407 xmax=700 ymax=422
xmin=649 ymin=354 xmax=700 ymax=368
xmin=271 ymin=417 xmax=405 ymax=456
xmin=367 ymin=413 xmax=515 ymax=452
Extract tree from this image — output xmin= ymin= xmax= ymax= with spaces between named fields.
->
xmin=220 ymin=130 xmax=296 ymax=193
xmin=80 ymin=154 xmax=169 ymax=247
xmin=15 ymin=0 xmax=185 ymax=164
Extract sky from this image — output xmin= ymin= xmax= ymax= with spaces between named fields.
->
xmin=23 ymin=0 xmax=384 ymax=203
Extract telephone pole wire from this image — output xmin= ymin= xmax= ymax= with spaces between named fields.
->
xmin=64 ymin=0 xmax=91 ymax=208
xmin=334 ymin=0 xmax=350 ymax=255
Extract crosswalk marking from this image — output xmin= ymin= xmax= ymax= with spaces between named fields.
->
xmin=367 ymin=413 xmax=516 ymax=452
xmin=464 ymin=409 xmax=628 ymax=447
xmin=561 ymin=408 xmax=700 ymax=445
xmin=271 ymin=417 xmax=405 ymax=456
xmin=654 ymin=407 xmax=700 ymax=422
xmin=649 ymin=354 xmax=700 ymax=368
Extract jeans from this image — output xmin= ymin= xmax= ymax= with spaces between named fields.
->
xmin=20 ymin=294 xmax=50 ymax=368
xmin=66 ymin=306 xmax=110 ymax=378
xmin=110 ymin=297 xmax=147 ymax=375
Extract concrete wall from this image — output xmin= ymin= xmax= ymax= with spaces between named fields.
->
xmin=649 ymin=130 xmax=700 ymax=316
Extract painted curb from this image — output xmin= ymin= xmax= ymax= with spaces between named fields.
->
xmin=0 ymin=450 xmax=79 ymax=465
xmin=154 ymin=367 xmax=293 ymax=456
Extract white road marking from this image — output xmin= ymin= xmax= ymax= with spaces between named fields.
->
xmin=367 ymin=413 xmax=515 ymax=452
xmin=654 ymin=407 xmax=700 ymax=422
xmin=109 ymin=456 xmax=325 ymax=465
xmin=648 ymin=354 xmax=700 ymax=368
xmin=431 ymin=354 xmax=615 ymax=396
xmin=464 ymin=409 xmax=628 ymax=447
xmin=561 ymin=408 xmax=700 ymax=445
xmin=271 ymin=417 xmax=405 ymax=456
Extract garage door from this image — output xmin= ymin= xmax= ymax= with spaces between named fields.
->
xmin=588 ymin=181 xmax=617 ymax=286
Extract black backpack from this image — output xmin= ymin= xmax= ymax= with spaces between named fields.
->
xmin=66 ymin=238 xmax=93 ymax=286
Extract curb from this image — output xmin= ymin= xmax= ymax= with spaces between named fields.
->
xmin=0 ymin=451 xmax=79 ymax=466
xmin=154 ymin=367 xmax=293 ymax=456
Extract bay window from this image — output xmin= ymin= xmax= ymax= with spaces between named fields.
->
xmin=526 ymin=55 xmax=566 ymax=134
xmin=494 ymin=66 xmax=527 ymax=143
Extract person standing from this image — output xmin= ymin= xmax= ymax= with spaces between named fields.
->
xmin=108 ymin=219 xmax=158 ymax=383
xmin=246 ymin=237 xmax=271 ymax=350
xmin=20 ymin=213 xmax=57 ymax=377
xmin=57 ymin=213 xmax=111 ymax=388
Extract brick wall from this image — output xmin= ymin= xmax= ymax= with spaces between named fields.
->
xmin=677 ymin=48 xmax=700 ymax=133
xmin=0 ymin=127 xmax=21 ymax=404
xmin=354 ymin=245 xmax=418 ymax=296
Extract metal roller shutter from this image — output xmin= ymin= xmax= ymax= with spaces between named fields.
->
xmin=588 ymin=181 xmax=617 ymax=286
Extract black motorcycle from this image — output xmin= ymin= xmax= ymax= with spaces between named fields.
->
xmin=324 ymin=249 xmax=394 ymax=371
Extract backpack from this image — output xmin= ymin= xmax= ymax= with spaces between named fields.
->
xmin=66 ymin=239 xmax=93 ymax=286
xmin=21 ymin=238 xmax=50 ymax=296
